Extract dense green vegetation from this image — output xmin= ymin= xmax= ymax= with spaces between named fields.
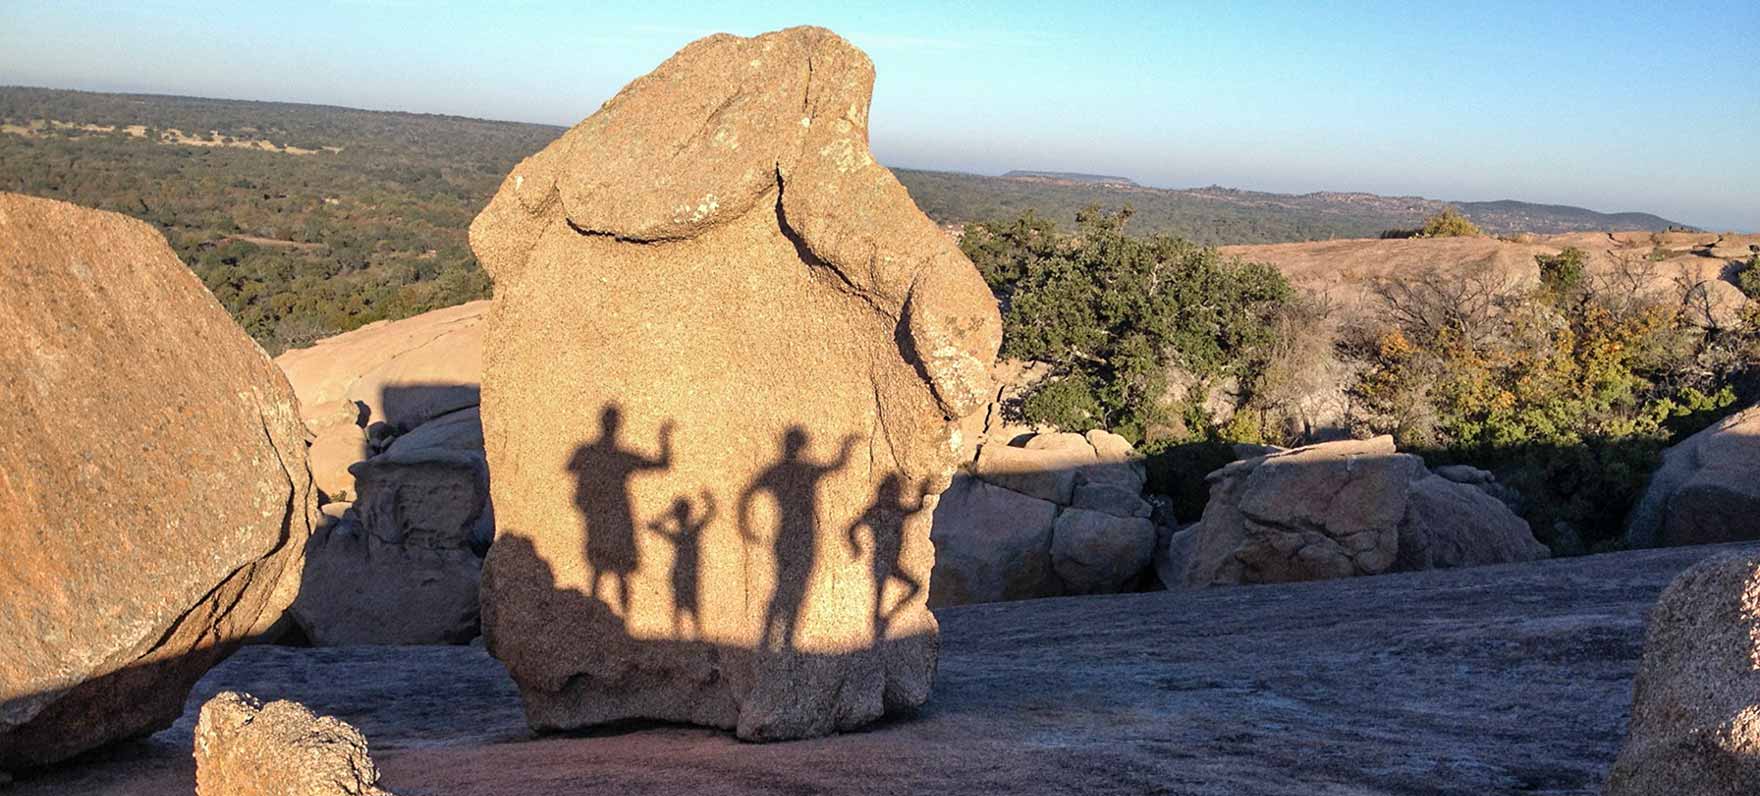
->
xmin=962 ymin=208 xmax=1294 ymax=443
xmin=0 ymin=87 xmax=559 ymax=352
xmin=969 ymin=208 xmax=1756 ymax=547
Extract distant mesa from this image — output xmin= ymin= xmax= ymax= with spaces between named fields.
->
xmin=1002 ymin=169 xmax=1139 ymax=187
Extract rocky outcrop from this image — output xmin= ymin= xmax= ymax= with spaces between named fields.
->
xmin=1607 ymin=552 xmax=1760 ymax=795
xmin=0 ymin=194 xmax=316 ymax=768
xmin=470 ymin=27 xmax=1000 ymax=741
xmin=275 ymin=308 xmax=494 ymax=645
xmin=1625 ymin=404 xmax=1760 ymax=548
xmin=194 ymin=692 xmax=392 ymax=796
xmin=1159 ymin=436 xmax=1547 ymax=588
xmin=15 ymin=543 xmax=1745 ymax=796
xmin=931 ymin=430 xmax=1155 ymax=606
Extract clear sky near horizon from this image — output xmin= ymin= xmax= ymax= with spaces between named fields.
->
xmin=2 ymin=0 xmax=1755 ymax=230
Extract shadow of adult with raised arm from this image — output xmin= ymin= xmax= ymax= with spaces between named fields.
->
xmin=648 ymin=490 xmax=714 ymax=638
xmin=846 ymin=474 xmax=929 ymax=641
xmin=739 ymin=427 xmax=860 ymax=653
xmin=567 ymin=404 xmax=674 ymax=616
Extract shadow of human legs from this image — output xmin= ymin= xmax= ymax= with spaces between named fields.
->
xmin=846 ymin=474 xmax=928 ymax=641
xmin=648 ymin=491 xmax=713 ymax=639
xmin=739 ymin=427 xmax=859 ymax=653
xmin=567 ymin=404 xmax=673 ymax=617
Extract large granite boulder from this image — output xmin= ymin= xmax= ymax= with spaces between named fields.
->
xmin=1159 ymin=436 xmax=1547 ymax=588
xmin=931 ymin=429 xmax=1155 ymax=606
xmin=0 ymin=194 xmax=316 ymax=768
xmin=1607 ymin=552 xmax=1760 ymax=795
xmin=194 ymin=692 xmax=392 ymax=796
xmin=471 ymin=27 xmax=1000 ymax=740
xmin=1625 ymin=405 xmax=1760 ymax=548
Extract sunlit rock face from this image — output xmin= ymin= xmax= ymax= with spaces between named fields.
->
xmin=0 ymin=193 xmax=316 ymax=768
xmin=469 ymin=27 xmax=1001 ymax=741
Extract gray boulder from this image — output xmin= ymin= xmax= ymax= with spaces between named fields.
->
xmin=931 ymin=430 xmax=1156 ymax=605
xmin=1162 ymin=436 xmax=1547 ymax=588
xmin=1626 ymin=405 xmax=1760 ymax=548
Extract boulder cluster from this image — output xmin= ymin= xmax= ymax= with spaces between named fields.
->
xmin=1159 ymin=436 xmax=1549 ymax=588
xmin=275 ymin=302 xmax=492 ymax=646
xmin=931 ymin=430 xmax=1157 ymax=606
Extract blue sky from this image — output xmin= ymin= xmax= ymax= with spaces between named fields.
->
xmin=2 ymin=0 xmax=1755 ymax=229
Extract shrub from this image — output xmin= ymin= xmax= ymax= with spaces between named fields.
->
xmin=961 ymin=207 xmax=1295 ymax=445
xmin=1345 ymin=251 xmax=1747 ymax=552
xmin=1416 ymin=207 xmax=1484 ymax=238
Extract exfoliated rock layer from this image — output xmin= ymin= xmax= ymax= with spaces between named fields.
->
xmin=0 ymin=193 xmax=316 ymax=768
xmin=470 ymin=27 xmax=1000 ymax=740
xmin=1606 ymin=551 xmax=1760 ymax=795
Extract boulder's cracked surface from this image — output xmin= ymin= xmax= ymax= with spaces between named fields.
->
xmin=0 ymin=193 xmax=316 ymax=768
xmin=470 ymin=26 xmax=1000 ymax=740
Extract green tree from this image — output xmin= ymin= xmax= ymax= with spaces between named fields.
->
xmin=1417 ymin=207 xmax=1484 ymax=238
xmin=961 ymin=207 xmax=1293 ymax=444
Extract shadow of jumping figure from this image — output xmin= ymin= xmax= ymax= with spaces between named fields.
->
xmin=648 ymin=491 xmax=715 ymax=638
xmin=739 ymin=428 xmax=860 ymax=653
xmin=567 ymin=405 xmax=674 ymax=616
xmin=846 ymin=474 xmax=928 ymax=641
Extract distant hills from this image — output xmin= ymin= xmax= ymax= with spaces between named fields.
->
xmin=896 ymin=170 xmax=1687 ymax=244
xmin=1000 ymin=170 xmax=1139 ymax=187
xmin=0 ymin=86 xmax=1702 ymax=349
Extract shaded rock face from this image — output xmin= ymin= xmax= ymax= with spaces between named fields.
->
xmin=276 ymin=309 xmax=495 ymax=646
xmin=194 ymin=692 xmax=391 ymax=796
xmin=470 ymin=27 xmax=1001 ymax=741
xmin=1625 ymin=404 xmax=1760 ymax=548
xmin=1160 ymin=436 xmax=1547 ymax=588
xmin=16 ymin=544 xmax=1745 ymax=796
xmin=1607 ymin=552 xmax=1760 ymax=795
xmin=0 ymin=193 xmax=316 ymax=768
xmin=930 ymin=430 xmax=1155 ymax=606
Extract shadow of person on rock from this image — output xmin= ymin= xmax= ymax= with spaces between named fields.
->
xmin=846 ymin=474 xmax=928 ymax=641
xmin=647 ymin=491 xmax=714 ymax=638
xmin=739 ymin=427 xmax=859 ymax=653
xmin=567 ymin=405 xmax=673 ymax=616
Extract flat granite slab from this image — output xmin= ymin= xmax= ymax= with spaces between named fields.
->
xmin=17 ymin=543 xmax=1752 ymax=796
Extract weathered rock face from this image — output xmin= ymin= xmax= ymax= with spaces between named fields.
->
xmin=1625 ymin=404 xmax=1760 ymax=548
xmin=194 ymin=692 xmax=391 ymax=796
xmin=1607 ymin=552 xmax=1760 ymax=795
xmin=470 ymin=27 xmax=1000 ymax=740
xmin=931 ymin=430 xmax=1155 ymax=606
xmin=16 ymin=544 xmax=1745 ymax=796
xmin=0 ymin=193 xmax=315 ymax=768
xmin=276 ymin=309 xmax=495 ymax=646
xmin=1160 ymin=436 xmax=1548 ymax=588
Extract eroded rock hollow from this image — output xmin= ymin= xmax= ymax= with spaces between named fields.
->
xmin=470 ymin=27 xmax=1001 ymax=740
